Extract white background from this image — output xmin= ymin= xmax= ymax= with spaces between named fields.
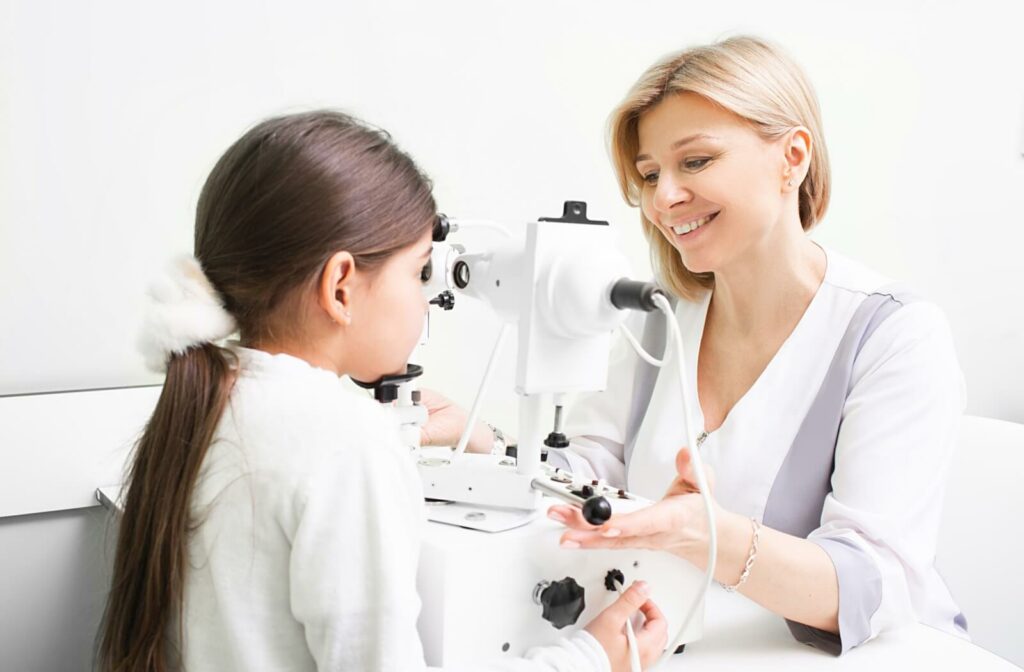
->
xmin=1 ymin=2 xmax=1022 ymax=669
xmin=2 ymin=0 xmax=1023 ymax=428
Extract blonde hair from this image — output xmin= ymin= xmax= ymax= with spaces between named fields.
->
xmin=609 ymin=35 xmax=831 ymax=300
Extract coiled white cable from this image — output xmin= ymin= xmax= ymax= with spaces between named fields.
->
xmin=620 ymin=293 xmax=717 ymax=667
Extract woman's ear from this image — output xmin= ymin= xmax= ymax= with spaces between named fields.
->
xmin=318 ymin=251 xmax=357 ymax=326
xmin=782 ymin=126 xmax=812 ymax=192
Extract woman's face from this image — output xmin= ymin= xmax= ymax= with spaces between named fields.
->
xmin=635 ymin=92 xmax=794 ymax=275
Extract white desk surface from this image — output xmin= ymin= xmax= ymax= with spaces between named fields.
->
xmin=662 ymin=584 xmax=1018 ymax=670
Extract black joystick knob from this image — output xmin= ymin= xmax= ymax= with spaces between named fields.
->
xmin=536 ymin=577 xmax=586 ymax=629
xmin=543 ymin=431 xmax=570 ymax=448
xmin=429 ymin=290 xmax=455 ymax=311
xmin=582 ymin=496 xmax=612 ymax=525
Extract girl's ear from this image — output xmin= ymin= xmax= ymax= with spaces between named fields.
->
xmin=318 ymin=251 xmax=357 ymax=326
xmin=782 ymin=126 xmax=812 ymax=192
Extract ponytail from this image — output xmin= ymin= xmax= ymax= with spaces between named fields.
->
xmin=98 ymin=343 xmax=234 ymax=672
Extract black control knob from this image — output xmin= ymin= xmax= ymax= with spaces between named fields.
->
xmin=535 ymin=577 xmax=586 ymax=629
xmin=582 ymin=496 xmax=612 ymax=525
xmin=429 ymin=290 xmax=455 ymax=311
xmin=433 ymin=213 xmax=452 ymax=242
xmin=543 ymin=431 xmax=570 ymax=448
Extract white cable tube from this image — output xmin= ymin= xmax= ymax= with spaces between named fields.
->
xmin=612 ymin=578 xmax=642 ymax=672
xmin=619 ymin=294 xmax=717 ymax=666
xmin=651 ymin=293 xmax=717 ymax=666
xmin=617 ymin=323 xmax=666 ymax=367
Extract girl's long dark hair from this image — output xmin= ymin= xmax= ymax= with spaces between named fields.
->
xmin=98 ymin=111 xmax=436 ymax=672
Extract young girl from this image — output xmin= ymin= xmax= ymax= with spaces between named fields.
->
xmin=99 ymin=111 xmax=666 ymax=671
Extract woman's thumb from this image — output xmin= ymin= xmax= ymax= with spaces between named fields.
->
xmin=674 ymin=445 xmax=715 ymax=494
xmin=675 ymin=447 xmax=692 ymax=478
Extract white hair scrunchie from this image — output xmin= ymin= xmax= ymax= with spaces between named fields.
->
xmin=138 ymin=256 xmax=238 ymax=373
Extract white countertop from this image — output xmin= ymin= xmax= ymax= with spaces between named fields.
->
xmin=659 ymin=583 xmax=1018 ymax=670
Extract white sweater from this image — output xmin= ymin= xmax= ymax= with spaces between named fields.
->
xmin=180 ymin=346 xmax=609 ymax=671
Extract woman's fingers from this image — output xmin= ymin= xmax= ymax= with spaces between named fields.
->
xmin=548 ymin=500 xmax=673 ymax=536
xmin=546 ymin=504 xmax=592 ymax=528
xmin=552 ymin=500 xmax=680 ymax=549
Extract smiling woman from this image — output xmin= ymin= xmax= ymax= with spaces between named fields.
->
xmin=538 ymin=35 xmax=968 ymax=657
xmin=609 ymin=37 xmax=830 ymax=301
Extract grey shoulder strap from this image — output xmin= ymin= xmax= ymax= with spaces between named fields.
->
xmin=762 ymin=285 xmax=916 ymax=537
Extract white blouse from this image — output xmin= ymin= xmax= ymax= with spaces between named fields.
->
xmin=552 ymin=246 xmax=968 ymax=654
xmin=180 ymin=346 xmax=609 ymax=672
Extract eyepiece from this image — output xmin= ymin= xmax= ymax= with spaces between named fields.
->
xmin=610 ymin=279 xmax=665 ymax=312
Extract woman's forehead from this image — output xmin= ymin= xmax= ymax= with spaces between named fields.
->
xmin=637 ymin=93 xmax=748 ymax=156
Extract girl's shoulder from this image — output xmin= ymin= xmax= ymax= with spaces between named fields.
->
xmin=221 ymin=347 xmax=402 ymax=473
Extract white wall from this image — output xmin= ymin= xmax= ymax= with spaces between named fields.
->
xmin=1 ymin=1 xmax=1022 ymax=669
xmin=1 ymin=0 xmax=1022 ymax=426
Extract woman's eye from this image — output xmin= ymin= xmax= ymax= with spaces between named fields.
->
xmin=420 ymin=258 xmax=433 ymax=284
xmin=683 ymin=157 xmax=711 ymax=171
xmin=641 ymin=172 xmax=659 ymax=185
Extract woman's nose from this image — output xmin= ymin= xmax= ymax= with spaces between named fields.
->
xmin=652 ymin=173 xmax=692 ymax=213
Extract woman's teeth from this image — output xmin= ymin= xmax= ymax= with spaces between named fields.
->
xmin=672 ymin=213 xmax=716 ymax=235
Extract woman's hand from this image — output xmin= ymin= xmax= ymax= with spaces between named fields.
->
xmin=584 ymin=581 xmax=667 ymax=671
xmin=417 ymin=388 xmax=495 ymax=453
xmin=555 ymin=448 xmax=843 ymax=635
xmin=548 ymin=447 xmax=722 ymax=567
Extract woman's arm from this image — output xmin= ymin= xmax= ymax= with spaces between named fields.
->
xmin=703 ymin=509 xmax=840 ymax=633
xmin=551 ymin=449 xmax=840 ymax=634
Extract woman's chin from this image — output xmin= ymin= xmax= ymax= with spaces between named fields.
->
xmin=678 ymin=251 xmax=715 ymax=276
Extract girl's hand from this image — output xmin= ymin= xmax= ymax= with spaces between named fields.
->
xmin=548 ymin=448 xmax=720 ymax=566
xmin=584 ymin=581 xmax=667 ymax=671
xmin=417 ymin=388 xmax=494 ymax=453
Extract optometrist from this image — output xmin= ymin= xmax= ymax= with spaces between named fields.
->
xmin=421 ymin=35 xmax=967 ymax=656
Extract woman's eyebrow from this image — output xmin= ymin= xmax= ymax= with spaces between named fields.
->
xmin=635 ymin=133 xmax=719 ymax=163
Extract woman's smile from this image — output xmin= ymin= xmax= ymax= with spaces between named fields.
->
xmin=667 ymin=210 xmax=719 ymax=242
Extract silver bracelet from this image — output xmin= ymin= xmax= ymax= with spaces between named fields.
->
xmin=722 ymin=517 xmax=761 ymax=593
